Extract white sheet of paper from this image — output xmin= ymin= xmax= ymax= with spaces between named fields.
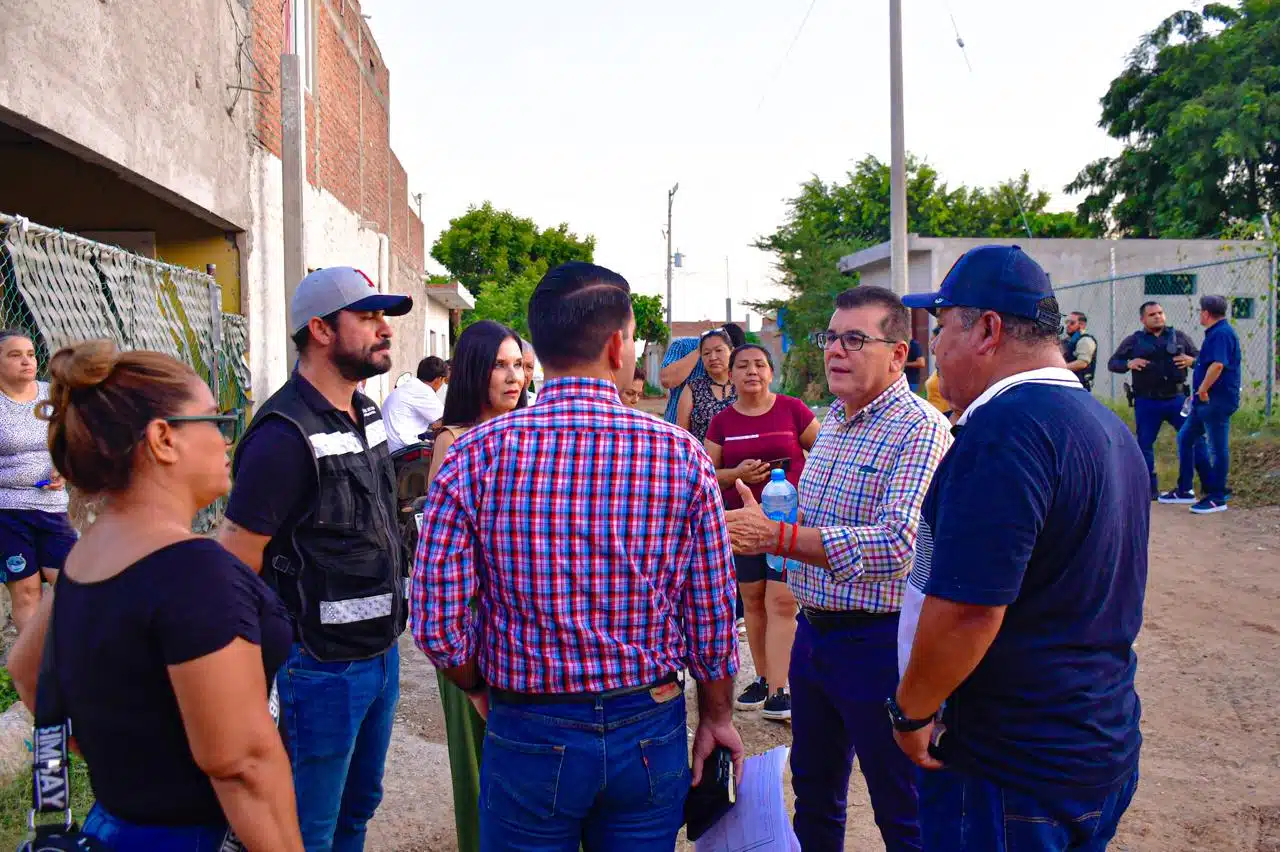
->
xmin=695 ymin=745 xmax=800 ymax=852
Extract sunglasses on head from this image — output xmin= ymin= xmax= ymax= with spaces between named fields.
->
xmin=164 ymin=409 xmax=243 ymax=442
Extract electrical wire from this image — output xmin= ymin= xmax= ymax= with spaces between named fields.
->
xmin=755 ymin=0 xmax=821 ymax=112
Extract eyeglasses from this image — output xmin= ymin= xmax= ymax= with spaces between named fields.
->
xmin=165 ymin=409 xmax=243 ymax=442
xmin=809 ymin=330 xmax=900 ymax=353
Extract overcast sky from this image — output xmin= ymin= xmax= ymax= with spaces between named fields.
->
xmin=363 ymin=0 xmax=1189 ymax=326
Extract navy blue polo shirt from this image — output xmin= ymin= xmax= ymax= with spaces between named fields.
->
xmin=1194 ymin=318 xmax=1242 ymax=409
xmin=920 ymin=377 xmax=1148 ymax=796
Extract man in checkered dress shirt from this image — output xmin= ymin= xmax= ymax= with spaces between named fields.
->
xmin=727 ymin=285 xmax=951 ymax=852
xmin=413 ymin=261 xmax=742 ymax=850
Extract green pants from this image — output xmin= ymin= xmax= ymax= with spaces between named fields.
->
xmin=439 ymin=670 xmax=485 ymax=852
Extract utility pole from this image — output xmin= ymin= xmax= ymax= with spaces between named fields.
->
xmin=725 ymin=256 xmax=732 ymax=322
xmin=281 ymin=0 xmax=307 ymax=368
xmin=889 ymin=0 xmax=908 ymax=297
xmin=666 ymin=183 xmax=679 ymax=326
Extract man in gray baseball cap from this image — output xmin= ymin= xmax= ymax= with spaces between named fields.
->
xmin=288 ymin=266 xmax=413 ymax=337
xmin=218 ymin=266 xmax=412 ymax=850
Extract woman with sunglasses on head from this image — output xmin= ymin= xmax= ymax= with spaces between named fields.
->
xmin=418 ymin=319 xmax=526 ymax=852
xmin=676 ymin=328 xmax=737 ymax=442
xmin=6 ymin=340 xmax=302 ymax=851
xmin=0 ymin=329 xmax=78 ymax=634
xmin=705 ymin=344 xmax=818 ymax=722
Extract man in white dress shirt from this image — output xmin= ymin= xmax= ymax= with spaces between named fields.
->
xmin=383 ymin=355 xmax=447 ymax=450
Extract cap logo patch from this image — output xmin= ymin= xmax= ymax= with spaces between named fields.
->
xmin=934 ymin=297 xmax=944 ymax=304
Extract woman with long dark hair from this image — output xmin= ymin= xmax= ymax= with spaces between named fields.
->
xmin=0 ymin=329 xmax=77 ymax=633
xmin=6 ymin=340 xmax=301 ymax=850
xmin=418 ymin=319 xmax=525 ymax=852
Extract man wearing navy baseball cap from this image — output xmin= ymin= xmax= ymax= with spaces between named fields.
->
xmin=892 ymin=246 xmax=1148 ymax=850
xmin=218 ymin=267 xmax=413 ymax=850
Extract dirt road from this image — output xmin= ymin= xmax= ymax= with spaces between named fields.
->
xmin=371 ymin=504 xmax=1280 ymax=851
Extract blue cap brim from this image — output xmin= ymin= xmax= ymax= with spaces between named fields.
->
xmin=902 ymin=292 xmax=952 ymax=313
xmin=348 ymin=294 xmax=413 ymax=316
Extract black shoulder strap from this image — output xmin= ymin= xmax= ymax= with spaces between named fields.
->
xmin=31 ymin=583 xmax=73 ymax=827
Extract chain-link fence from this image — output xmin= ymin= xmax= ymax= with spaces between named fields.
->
xmin=1055 ymin=251 xmax=1278 ymax=414
xmin=0 ymin=212 xmax=251 ymax=530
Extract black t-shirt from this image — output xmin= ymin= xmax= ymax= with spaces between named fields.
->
xmin=224 ymin=417 xmax=316 ymax=537
xmin=53 ymin=539 xmax=292 ymax=825
xmin=905 ymin=338 xmax=924 ymax=387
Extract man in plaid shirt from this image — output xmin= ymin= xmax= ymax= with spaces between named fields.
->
xmin=727 ymin=286 xmax=952 ymax=852
xmin=412 ymin=261 xmax=742 ymax=851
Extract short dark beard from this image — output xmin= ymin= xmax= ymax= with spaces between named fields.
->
xmin=331 ymin=334 xmax=391 ymax=382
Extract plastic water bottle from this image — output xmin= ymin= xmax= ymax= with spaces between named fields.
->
xmin=761 ymin=469 xmax=799 ymax=573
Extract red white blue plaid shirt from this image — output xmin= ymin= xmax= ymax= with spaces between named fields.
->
xmin=411 ymin=377 xmax=739 ymax=694
xmin=790 ymin=376 xmax=953 ymax=613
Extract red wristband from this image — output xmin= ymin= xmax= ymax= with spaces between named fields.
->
xmin=775 ymin=521 xmax=787 ymax=555
xmin=787 ymin=522 xmax=800 ymax=555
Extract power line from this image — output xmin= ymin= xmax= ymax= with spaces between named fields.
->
xmin=941 ymin=0 xmax=973 ymax=71
xmin=756 ymin=0 xmax=820 ymax=113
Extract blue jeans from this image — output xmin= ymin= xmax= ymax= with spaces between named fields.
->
xmin=790 ymin=612 xmax=920 ymax=852
xmin=81 ymin=803 xmax=228 ymax=850
xmin=1134 ymin=396 xmax=1207 ymax=494
xmin=279 ymin=642 xmax=400 ymax=852
xmin=480 ymin=685 xmax=689 ymax=851
xmin=1177 ymin=398 xmax=1236 ymax=501
xmin=919 ymin=767 xmax=1138 ymax=851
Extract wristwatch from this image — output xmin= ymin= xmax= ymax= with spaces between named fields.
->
xmin=885 ymin=696 xmax=935 ymax=732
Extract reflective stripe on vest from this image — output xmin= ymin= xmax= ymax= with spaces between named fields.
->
xmin=320 ymin=592 xmax=394 ymax=625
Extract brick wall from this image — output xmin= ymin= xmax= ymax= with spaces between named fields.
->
xmin=252 ymin=0 xmax=421 ymax=275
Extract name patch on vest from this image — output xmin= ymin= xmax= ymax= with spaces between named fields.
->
xmin=308 ymin=431 xmax=365 ymax=459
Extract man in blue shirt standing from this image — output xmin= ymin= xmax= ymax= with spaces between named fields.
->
xmin=1160 ymin=294 xmax=1242 ymax=515
xmin=895 ymin=245 xmax=1147 ymax=851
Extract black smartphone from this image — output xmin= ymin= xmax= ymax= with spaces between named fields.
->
xmin=767 ymin=457 xmax=791 ymax=472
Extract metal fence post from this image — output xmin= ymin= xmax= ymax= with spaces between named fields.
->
xmin=207 ymin=264 xmax=221 ymax=403
xmin=1109 ymin=246 xmax=1117 ymax=401
xmin=1264 ymin=215 xmax=1277 ymax=418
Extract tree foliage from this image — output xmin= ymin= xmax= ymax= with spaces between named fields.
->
xmin=431 ymin=202 xmax=596 ymax=294
xmin=462 ymin=268 xmax=670 ymax=347
xmin=439 ymin=204 xmax=667 ymax=347
xmin=1067 ymin=1 xmax=1280 ymax=237
xmin=755 ymin=154 xmax=1097 ymax=397
xmin=631 ymin=294 xmax=669 ymax=345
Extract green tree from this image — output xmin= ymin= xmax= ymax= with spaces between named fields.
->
xmin=755 ymin=155 xmax=1097 ymax=397
xmin=631 ymin=293 xmax=669 ymax=345
xmin=1067 ymin=1 xmax=1280 ymax=237
xmin=431 ymin=202 xmax=596 ymax=294
xmin=460 ymin=262 xmax=671 ymax=349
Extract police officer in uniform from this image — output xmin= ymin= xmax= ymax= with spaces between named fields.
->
xmin=1062 ymin=311 xmax=1097 ymax=391
xmin=217 ymin=267 xmax=412 ymax=851
xmin=1108 ymin=300 xmax=1208 ymax=499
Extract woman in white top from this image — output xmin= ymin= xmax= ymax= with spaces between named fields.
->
xmin=0 ymin=330 xmax=77 ymax=631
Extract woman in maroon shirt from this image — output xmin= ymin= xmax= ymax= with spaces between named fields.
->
xmin=705 ymin=344 xmax=818 ymax=722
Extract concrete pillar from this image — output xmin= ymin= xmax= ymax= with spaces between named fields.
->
xmin=281 ymin=54 xmax=307 ymax=361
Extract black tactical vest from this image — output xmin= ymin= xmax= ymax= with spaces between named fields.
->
xmin=1065 ymin=332 xmax=1098 ymax=391
xmin=1128 ymin=328 xmax=1191 ymax=399
xmin=234 ymin=373 xmax=408 ymax=662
